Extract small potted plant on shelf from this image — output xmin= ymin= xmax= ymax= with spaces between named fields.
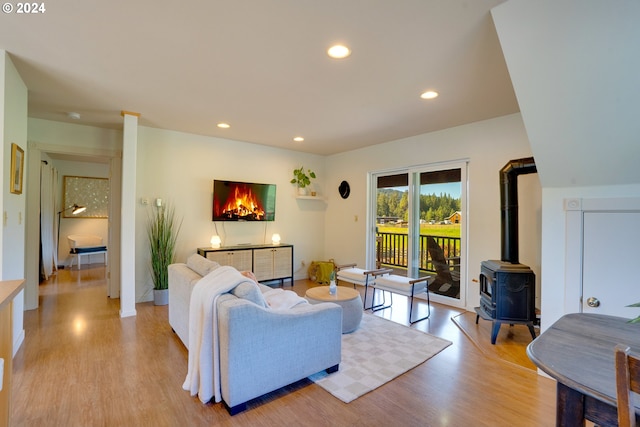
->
xmin=147 ymin=202 xmax=182 ymax=305
xmin=290 ymin=166 xmax=316 ymax=196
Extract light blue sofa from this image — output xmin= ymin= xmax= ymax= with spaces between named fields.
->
xmin=168 ymin=254 xmax=342 ymax=414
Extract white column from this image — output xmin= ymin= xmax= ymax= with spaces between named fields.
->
xmin=120 ymin=111 xmax=139 ymax=317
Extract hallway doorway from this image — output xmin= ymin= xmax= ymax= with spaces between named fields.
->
xmin=25 ymin=143 xmax=122 ymax=311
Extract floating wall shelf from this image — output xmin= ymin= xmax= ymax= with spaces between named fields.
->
xmin=295 ymin=195 xmax=326 ymax=201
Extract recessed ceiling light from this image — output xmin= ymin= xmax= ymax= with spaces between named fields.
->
xmin=327 ymin=44 xmax=351 ymax=59
xmin=67 ymin=112 xmax=81 ymax=120
xmin=420 ymin=90 xmax=439 ymax=100
xmin=293 ymin=136 xmax=304 ymax=142
xmin=217 ymin=122 xmax=230 ymax=129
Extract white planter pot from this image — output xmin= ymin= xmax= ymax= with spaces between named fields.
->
xmin=297 ymin=187 xmax=308 ymax=196
xmin=154 ymin=289 xmax=169 ymax=306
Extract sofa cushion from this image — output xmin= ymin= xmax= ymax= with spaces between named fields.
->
xmin=230 ymin=281 xmax=268 ymax=308
xmin=336 ymin=267 xmax=369 ymax=285
xmin=186 ymin=253 xmax=220 ymax=277
xmin=71 ymin=246 xmax=107 ymax=254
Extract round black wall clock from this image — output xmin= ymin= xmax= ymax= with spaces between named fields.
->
xmin=339 ymin=181 xmax=350 ymax=199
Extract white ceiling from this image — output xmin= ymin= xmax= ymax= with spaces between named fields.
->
xmin=0 ymin=0 xmax=517 ymax=155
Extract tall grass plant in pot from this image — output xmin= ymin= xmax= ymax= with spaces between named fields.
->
xmin=147 ymin=203 xmax=182 ymax=305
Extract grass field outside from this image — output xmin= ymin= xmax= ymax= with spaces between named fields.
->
xmin=377 ymin=223 xmax=461 ymax=238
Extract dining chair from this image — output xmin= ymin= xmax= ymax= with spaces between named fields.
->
xmin=615 ymin=344 xmax=640 ymax=427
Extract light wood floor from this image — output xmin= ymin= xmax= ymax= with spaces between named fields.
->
xmin=11 ymin=266 xmax=556 ymax=426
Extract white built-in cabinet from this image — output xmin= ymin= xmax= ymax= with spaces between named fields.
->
xmin=198 ymin=244 xmax=293 ymax=285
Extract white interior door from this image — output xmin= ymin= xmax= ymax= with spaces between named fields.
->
xmin=582 ymin=211 xmax=640 ymax=318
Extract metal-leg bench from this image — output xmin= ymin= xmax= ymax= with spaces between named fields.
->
xmin=335 ymin=264 xmax=391 ymax=310
xmin=371 ymin=275 xmax=432 ymax=324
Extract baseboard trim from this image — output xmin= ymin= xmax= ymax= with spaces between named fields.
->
xmin=119 ymin=309 xmax=137 ymax=318
xmin=13 ymin=328 xmax=25 ymax=357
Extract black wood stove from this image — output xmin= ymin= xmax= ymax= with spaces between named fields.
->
xmin=475 ymin=157 xmax=538 ymax=344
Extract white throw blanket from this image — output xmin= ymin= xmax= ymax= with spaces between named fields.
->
xmin=262 ymin=288 xmax=308 ymax=310
xmin=182 ymin=266 xmax=255 ymax=403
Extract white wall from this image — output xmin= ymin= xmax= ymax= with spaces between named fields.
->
xmin=135 ymin=126 xmax=327 ymax=302
xmin=2 ymin=51 xmax=28 ymax=354
xmin=325 ymin=114 xmax=541 ymax=311
xmin=28 ymin=119 xmax=122 ymax=151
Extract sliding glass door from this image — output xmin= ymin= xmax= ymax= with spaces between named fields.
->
xmin=370 ymin=161 xmax=466 ymax=307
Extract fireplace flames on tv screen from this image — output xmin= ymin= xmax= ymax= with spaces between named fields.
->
xmin=212 ymin=180 xmax=276 ymax=221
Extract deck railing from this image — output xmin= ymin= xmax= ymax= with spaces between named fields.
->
xmin=376 ymin=232 xmax=461 ymax=273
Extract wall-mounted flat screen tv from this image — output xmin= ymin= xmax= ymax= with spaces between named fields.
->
xmin=212 ymin=180 xmax=276 ymax=221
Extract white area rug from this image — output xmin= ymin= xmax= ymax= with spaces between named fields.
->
xmin=309 ymin=313 xmax=452 ymax=403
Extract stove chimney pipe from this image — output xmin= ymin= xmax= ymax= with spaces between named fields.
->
xmin=500 ymin=157 xmax=537 ymax=264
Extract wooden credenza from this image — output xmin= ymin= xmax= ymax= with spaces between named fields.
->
xmin=197 ymin=244 xmax=293 ymax=285
xmin=0 ymin=280 xmax=24 ymax=427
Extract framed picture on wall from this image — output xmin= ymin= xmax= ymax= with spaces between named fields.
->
xmin=10 ymin=143 xmax=24 ymax=195
xmin=63 ymin=176 xmax=110 ymax=218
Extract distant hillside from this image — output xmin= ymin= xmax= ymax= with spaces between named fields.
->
xmin=377 ymin=189 xmax=460 ymax=222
